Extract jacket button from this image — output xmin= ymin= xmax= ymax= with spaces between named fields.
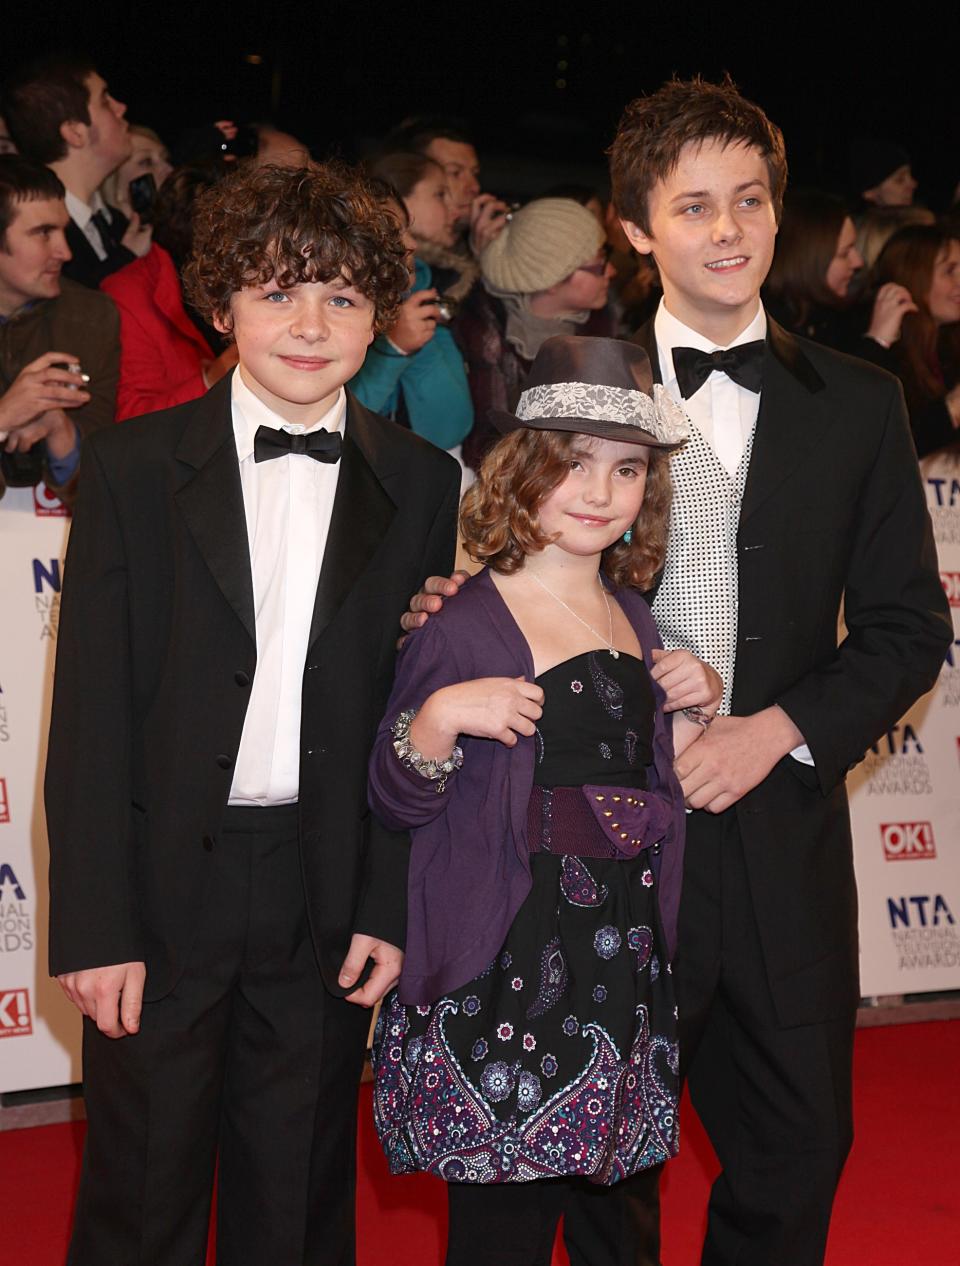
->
xmin=216 ymin=754 xmax=233 ymax=769
xmin=234 ymin=671 xmax=250 ymax=686
xmin=202 ymin=834 xmax=215 ymax=852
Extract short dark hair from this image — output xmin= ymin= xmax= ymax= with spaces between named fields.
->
xmin=183 ymin=161 xmax=411 ymax=334
xmin=366 ymin=151 xmax=444 ymax=200
xmin=3 ymin=53 xmax=97 ymax=164
xmin=764 ymin=189 xmax=850 ymax=322
xmin=0 ymin=155 xmax=65 ymax=244
xmin=609 ymin=76 xmax=788 ymax=234
xmin=382 ymin=115 xmax=474 ymax=155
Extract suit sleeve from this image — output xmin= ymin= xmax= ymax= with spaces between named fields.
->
xmin=45 ymin=436 xmax=141 ymax=974
xmin=775 ymin=380 xmax=952 ymax=795
xmin=351 ymin=462 xmax=461 ymax=947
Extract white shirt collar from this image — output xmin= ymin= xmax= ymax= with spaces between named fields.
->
xmin=64 ymin=188 xmax=109 ymax=231
xmin=654 ymin=299 xmax=768 ymax=382
xmin=231 ymin=367 xmax=347 ymax=462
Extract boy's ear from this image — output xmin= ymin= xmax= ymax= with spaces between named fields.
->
xmin=212 ymin=308 xmax=233 ymax=336
xmin=620 ymin=219 xmax=654 ymax=257
xmin=59 ymin=118 xmax=87 ymax=151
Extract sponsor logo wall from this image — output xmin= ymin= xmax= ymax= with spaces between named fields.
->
xmin=847 ymin=451 xmax=960 ymax=997
xmin=0 ymin=484 xmax=79 ymax=1092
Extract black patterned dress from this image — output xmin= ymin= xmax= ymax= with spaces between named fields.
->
xmin=372 ymin=650 xmax=679 ymax=1185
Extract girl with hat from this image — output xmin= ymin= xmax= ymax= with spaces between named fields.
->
xmin=368 ymin=335 xmax=722 ymax=1262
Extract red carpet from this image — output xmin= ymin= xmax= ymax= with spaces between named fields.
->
xmin=1 ymin=1020 xmax=957 ymax=1266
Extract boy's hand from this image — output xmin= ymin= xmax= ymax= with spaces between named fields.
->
xmin=675 ymin=706 xmax=804 ymax=813
xmin=400 ymin=570 xmax=470 ymax=635
xmin=339 ymin=934 xmax=404 ymax=1007
xmin=57 ymin=961 xmax=147 ymax=1038
xmin=649 ymin=648 xmax=723 ymax=714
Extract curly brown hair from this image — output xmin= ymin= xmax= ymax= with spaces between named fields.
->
xmin=183 ymin=161 xmax=410 ymax=333
xmin=460 ymin=429 xmax=672 ymax=592
xmin=609 ymin=76 xmax=788 ymax=234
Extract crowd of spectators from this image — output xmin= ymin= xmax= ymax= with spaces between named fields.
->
xmin=1 ymin=51 xmax=958 ymax=507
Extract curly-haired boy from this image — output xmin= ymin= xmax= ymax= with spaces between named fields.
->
xmin=45 ymin=161 xmax=460 ymax=1265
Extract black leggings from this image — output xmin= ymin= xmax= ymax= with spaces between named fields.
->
xmin=445 ymin=1169 xmax=662 ymax=1266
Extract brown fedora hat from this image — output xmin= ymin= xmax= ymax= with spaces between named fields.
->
xmin=490 ymin=335 xmax=689 ymax=450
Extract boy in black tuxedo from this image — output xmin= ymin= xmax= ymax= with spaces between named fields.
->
xmin=409 ymin=80 xmax=950 ymax=1266
xmin=45 ymin=161 xmax=460 ymax=1265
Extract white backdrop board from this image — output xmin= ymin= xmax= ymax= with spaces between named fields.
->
xmin=848 ymin=450 xmax=960 ymax=997
xmin=0 ymin=483 xmax=80 ymax=1092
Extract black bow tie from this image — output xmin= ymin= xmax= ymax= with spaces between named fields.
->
xmin=671 ymin=340 xmax=765 ymax=400
xmin=253 ymin=424 xmax=343 ymax=464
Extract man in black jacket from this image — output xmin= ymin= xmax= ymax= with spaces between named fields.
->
xmin=0 ymin=155 xmax=118 ymax=502
xmin=3 ymin=53 xmax=151 ymax=288
xmin=45 ymin=161 xmax=460 ymax=1265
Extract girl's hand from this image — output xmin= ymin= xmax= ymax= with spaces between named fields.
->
xmin=410 ymin=677 xmax=544 ymax=758
xmin=649 ymin=648 xmax=723 ymax=715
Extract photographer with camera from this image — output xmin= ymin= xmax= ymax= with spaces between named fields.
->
xmin=0 ymin=157 xmax=118 ymax=503
xmin=351 ymin=153 xmax=473 ymax=476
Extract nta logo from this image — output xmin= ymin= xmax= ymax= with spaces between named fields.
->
xmin=0 ymin=779 xmax=8 ymax=825
xmin=0 ymin=863 xmax=25 ymax=898
xmin=880 ymin=822 xmax=937 ymax=861
xmin=942 ymin=572 xmax=960 ymax=607
xmin=887 ymin=894 xmax=955 ymax=928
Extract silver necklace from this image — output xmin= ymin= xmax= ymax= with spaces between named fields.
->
xmin=528 ymin=571 xmax=619 ymax=658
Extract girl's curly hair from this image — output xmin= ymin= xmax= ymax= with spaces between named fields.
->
xmin=460 ymin=428 xmax=672 ymax=592
xmin=183 ymin=160 xmax=410 ymax=333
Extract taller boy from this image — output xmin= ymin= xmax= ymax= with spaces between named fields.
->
xmin=608 ymin=80 xmax=950 ymax=1265
xmin=45 ymin=163 xmax=460 ymax=1265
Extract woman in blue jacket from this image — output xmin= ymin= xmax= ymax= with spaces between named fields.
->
xmin=352 ymin=153 xmax=474 ymax=475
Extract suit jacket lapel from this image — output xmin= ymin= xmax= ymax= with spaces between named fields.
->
xmin=739 ymin=320 xmax=828 ymax=526
xmin=308 ymin=393 xmax=397 ymax=648
xmin=637 ymin=315 xmax=830 ymax=526
xmin=174 ymin=376 xmax=256 ymax=644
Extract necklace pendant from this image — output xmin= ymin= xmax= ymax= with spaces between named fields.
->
xmin=609 ymin=648 xmax=619 ymax=659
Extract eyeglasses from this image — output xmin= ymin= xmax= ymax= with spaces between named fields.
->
xmin=576 ymin=244 xmax=613 ymax=277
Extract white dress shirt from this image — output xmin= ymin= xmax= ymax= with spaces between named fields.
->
xmin=653 ymin=300 xmax=813 ymax=765
xmin=654 ymin=299 xmax=766 ymax=478
xmin=228 ymin=369 xmax=346 ymax=804
xmin=64 ymin=189 xmax=115 ymax=262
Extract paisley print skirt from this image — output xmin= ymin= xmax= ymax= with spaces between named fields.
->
xmin=371 ymin=850 xmax=679 ymax=1185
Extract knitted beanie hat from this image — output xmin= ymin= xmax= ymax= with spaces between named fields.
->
xmin=480 ymin=198 xmax=606 ymax=295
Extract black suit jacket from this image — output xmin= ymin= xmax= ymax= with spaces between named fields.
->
xmin=45 ymin=378 xmax=461 ymax=999
xmin=635 ymin=318 xmax=951 ymax=1026
xmin=63 ymin=207 xmax=137 ymax=289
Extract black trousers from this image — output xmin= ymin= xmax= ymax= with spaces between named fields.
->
xmin=68 ymin=805 xmax=371 ymax=1266
xmin=610 ymin=810 xmax=856 ymax=1266
xmin=446 ymin=1174 xmax=662 ymax=1266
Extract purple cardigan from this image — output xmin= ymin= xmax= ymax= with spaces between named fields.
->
xmin=368 ymin=568 xmax=686 ymax=1006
